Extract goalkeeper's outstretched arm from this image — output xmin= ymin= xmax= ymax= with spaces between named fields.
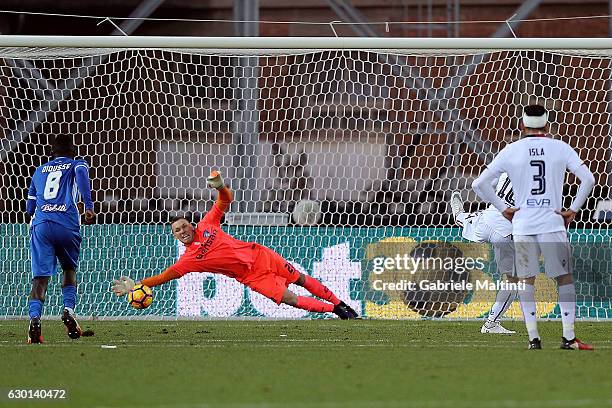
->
xmin=111 ymin=170 xmax=231 ymax=297
xmin=111 ymin=267 xmax=181 ymax=296
xmin=200 ymin=170 xmax=233 ymax=225
xmin=207 ymin=170 xmax=233 ymax=212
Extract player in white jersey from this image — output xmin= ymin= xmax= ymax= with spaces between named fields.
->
xmin=451 ymin=173 xmax=519 ymax=334
xmin=472 ymin=104 xmax=595 ymax=350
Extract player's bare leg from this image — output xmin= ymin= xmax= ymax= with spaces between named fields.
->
xmin=28 ymin=276 xmax=49 ymax=344
xmin=294 ymin=273 xmax=358 ymax=318
xmin=61 ymin=268 xmax=82 ymax=339
xmin=556 ymin=274 xmax=593 ymax=350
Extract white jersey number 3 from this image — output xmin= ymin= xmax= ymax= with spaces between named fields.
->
xmin=530 ymin=160 xmax=546 ymax=195
xmin=43 ymin=171 xmax=63 ymax=199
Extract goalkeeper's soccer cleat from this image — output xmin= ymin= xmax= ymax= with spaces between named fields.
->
xmin=333 ymin=302 xmax=356 ymax=320
xmin=61 ymin=308 xmax=82 ymax=340
xmin=528 ymin=338 xmax=542 ymax=350
xmin=27 ymin=317 xmax=43 ymax=344
xmin=450 ymin=191 xmax=464 ymax=226
xmin=560 ymin=337 xmax=594 ymax=351
xmin=338 ymin=301 xmax=359 ymax=318
xmin=480 ymin=321 xmax=516 ymax=334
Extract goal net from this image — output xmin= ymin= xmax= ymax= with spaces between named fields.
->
xmin=0 ymin=37 xmax=610 ymax=320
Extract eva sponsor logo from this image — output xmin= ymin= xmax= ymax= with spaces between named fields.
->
xmin=526 ymin=198 xmax=551 ymax=207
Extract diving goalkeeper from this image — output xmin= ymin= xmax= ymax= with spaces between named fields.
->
xmin=112 ymin=171 xmax=358 ymax=319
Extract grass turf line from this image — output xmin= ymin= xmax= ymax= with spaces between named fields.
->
xmin=0 ymin=320 xmax=610 ymax=408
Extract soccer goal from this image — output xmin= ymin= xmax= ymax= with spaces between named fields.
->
xmin=0 ymin=36 xmax=610 ymax=320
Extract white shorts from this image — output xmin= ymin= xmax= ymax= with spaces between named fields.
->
xmin=458 ymin=211 xmax=515 ymax=277
xmin=490 ymin=235 xmax=515 ymax=278
xmin=458 ymin=211 xmax=484 ymax=242
xmin=513 ymin=231 xmax=572 ymax=279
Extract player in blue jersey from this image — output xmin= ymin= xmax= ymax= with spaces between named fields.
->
xmin=25 ymin=134 xmax=95 ymax=344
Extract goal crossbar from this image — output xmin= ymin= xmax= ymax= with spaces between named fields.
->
xmin=0 ymin=35 xmax=612 ymax=50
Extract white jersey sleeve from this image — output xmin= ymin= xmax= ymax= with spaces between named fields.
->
xmin=565 ymin=143 xmax=584 ymax=173
xmin=565 ymin=144 xmax=595 ymax=212
xmin=472 ymin=148 xmax=512 ymax=213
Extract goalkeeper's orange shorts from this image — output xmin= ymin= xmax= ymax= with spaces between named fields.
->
xmin=242 ymin=247 xmax=301 ymax=304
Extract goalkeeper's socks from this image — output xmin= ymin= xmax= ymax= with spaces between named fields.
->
xmin=518 ymin=283 xmax=540 ymax=341
xmin=295 ymin=296 xmax=334 ymax=313
xmin=62 ymin=285 xmax=77 ymax=310
xmin=28 ymin=299 xmax=43 ymax=319
xmin=302 ymin=276 xmax=340 ymax=305
xmin=558 ymin=283 xmax=576 ymax=341
xmin=486 ymin=288 xmax=517 ymax=324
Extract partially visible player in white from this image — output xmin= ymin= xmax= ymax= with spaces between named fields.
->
xmin=451 ymin=173 xmax=519 ymax=335
xmin=473 ymin=104 xmax=595 ymax=350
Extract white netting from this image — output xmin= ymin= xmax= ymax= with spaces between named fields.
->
xmin=0 ymin=45 xmax=610 ymax=319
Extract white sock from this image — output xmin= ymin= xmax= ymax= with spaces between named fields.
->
xmin=519 ymin=283 xmax=540 ymax=341
xmin=558 ymin=283 xmax=576 ymax=340
xmin=486 ymin=288 xmax=517 ymax=324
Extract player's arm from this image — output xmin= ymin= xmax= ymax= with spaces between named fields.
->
xmin=199 ymin=170 xmax=233 ymax=226
xmin=26 ymin=180 xmax=37 ymax=216
xmin=208 ymin=170 xmax=233 ymax=212
xmin=568 ymin=165 xmax=595 ymax=212
xmin=557 ymin=149 xmax=595 ymax=227
xmin=75 ymin=160 xmax=96 ymax=224
xmin=473 ymin=169 xmax=510 ymax=213
xmin=111 ymin=267 xmax=182 ymax=296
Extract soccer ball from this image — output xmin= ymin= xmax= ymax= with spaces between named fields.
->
xmin=292 ymin=199 xmax=322 ymax=226
xmin=128 ymin=284 xmax=153 ymax=309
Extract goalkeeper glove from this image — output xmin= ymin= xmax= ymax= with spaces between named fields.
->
xmin=111 ymin=276 xmax=135 ymax=296
xmin=207 ymin=170 xmax=224 ymax=189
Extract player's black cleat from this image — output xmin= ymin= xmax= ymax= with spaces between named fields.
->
xmin=528 ymin=338 xmax=542 ymax=350
xmin=333 ymin=302 xmax=356 ymax=320
xmin=338 ymin=301 xmax=359 ymax=318
xmin=61 ymin=308 xmax=82 ymax=340
xmin=27 ymin=317 xmax=43 ymax=344
xmin=560 ymin=337 xmax=594 ymax=351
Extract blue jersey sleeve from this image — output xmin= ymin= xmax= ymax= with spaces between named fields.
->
xmin=26 ymin=180 xmax=37 ymax=216
xmin=74 ymin=160 xmax=93 ymax=210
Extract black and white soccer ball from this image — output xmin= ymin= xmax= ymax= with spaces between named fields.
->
xmin=292 ymin=199 xmax=322 ymax=226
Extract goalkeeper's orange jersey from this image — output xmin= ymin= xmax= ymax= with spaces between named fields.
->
xmin=171 ymin=204 xmax=260 ymax=282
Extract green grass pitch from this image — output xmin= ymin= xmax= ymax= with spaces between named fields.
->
xmin=0 ymin=320 xmax=611 ymax=408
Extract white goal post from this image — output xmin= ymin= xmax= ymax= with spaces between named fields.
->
xmin=0 ymin=36 xmax=610 ymax=320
